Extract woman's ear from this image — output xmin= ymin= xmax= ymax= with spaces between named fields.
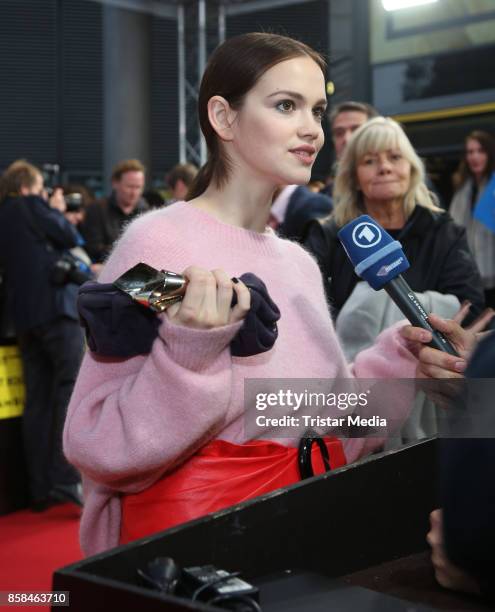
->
xmin=207 ymin=96 xmax=237 ymax=142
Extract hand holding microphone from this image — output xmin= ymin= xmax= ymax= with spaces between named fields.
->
xmin=337 ymin=215 xmax=495 ymax=377
xmin=337 ymin=215 xmax=459 ymax=356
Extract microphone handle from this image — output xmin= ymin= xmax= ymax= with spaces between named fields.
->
xmin=384 ymin=275 xmax=458 ymax=357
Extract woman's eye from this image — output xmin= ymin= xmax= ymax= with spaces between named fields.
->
xmin=363 ymin=158 xmax=375 ymax=165
xmin=390 ymin=153 xmax=402 ymax=161
xmin=313 ymin=106 xmax=326 ymax=121
xmin=276 ymin=100 xmax=295 ymax=113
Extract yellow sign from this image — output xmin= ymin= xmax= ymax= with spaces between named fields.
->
xmin=0 ymin=345 xmax=25 ymax=419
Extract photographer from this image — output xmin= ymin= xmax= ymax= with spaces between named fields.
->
xmin=0 ymin=160 xmax=88 ymax=511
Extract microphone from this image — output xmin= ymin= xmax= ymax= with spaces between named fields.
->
xmin=337 ymin=215 xmax=458 ymax=356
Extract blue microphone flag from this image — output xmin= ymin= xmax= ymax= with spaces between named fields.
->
xmin=473 ymin=172 xmax=495 ymax=234
xmin=337 ymin=215 xmax=410 ymax=290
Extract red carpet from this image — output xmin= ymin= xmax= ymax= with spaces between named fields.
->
xmin=0 ymin=504 xmax=82 ymax=610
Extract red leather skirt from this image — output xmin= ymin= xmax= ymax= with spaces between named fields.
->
xmin=120 ymin=437 xmax=346 ymax=544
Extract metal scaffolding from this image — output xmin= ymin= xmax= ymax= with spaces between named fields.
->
xmin=177 ymin=0 xmax=226 ymax=165
xmin=93 ymin=0 xmax=332 ymax=166
xmin=175 ymin=0 xmax=319 ymax=165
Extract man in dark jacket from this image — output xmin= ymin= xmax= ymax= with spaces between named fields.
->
xmin=0 ymin=160 xmax=84 ymax=510
xmin=80 ymin=159 xmax=148 ymax=263
xmin=320 ymin=101 xmax=378 ymax=198
xmin=271 ymin=185 xmax=332 ymax=243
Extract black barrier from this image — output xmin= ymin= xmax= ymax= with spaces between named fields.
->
xmin=52 ymin=437 xmax=495 ymax=610
xmin=52 ymin=437 xmax=486 ymax=611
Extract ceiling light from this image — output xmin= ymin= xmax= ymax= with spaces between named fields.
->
xmin=382 ymin=0 xmax=438 ymax=11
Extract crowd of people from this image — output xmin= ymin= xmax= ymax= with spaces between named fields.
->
xmin=1 ymin=31 xmax=494 ymax=603
xmin=0 ymin=159 xmax=197 ymax=510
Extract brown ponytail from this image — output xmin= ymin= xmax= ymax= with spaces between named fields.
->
xmin=186 ymin=160 xmax=215 ymax=201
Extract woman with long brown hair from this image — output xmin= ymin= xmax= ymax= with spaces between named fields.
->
xmin=450 ymin=131 xmax=495 ymax=308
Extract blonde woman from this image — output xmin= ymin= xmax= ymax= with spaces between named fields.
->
xmin=305 ymin=117 xmax=484 ymax=326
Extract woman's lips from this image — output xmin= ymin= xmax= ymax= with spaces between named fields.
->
xmin=290 ymin=148 xmax=316 ymax=165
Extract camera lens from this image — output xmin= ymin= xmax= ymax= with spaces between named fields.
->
xmin=65 ymin=193 xmax=83 ymax=212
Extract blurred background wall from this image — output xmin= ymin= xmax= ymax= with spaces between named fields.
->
xmin=0 ymin=0 xmax=494 ymax=202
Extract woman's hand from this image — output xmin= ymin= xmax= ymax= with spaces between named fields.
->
xmin=427 ymin=509 xmax=480 ymax=595
xmin=453 ymin=302 xmax=494 ymax=344
xmin=400 ymin=311 xmax=494 ymax=379
xmin=166 ymin=266 xmax=250 ymax=329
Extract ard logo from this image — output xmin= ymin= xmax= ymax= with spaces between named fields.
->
xmin=352 ymin=222 xmax=382 ymax=249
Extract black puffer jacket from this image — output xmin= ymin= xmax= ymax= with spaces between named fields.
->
xmin=304 ymin=205 xmax=485 ymax=324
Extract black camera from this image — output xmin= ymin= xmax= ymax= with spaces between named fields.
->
xmin=65 ymin=193 xmax=83 ymax=212
xmin=51 ymin=254 xmax=92 ymax=286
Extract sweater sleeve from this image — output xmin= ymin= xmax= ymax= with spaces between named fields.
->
xmin=341 ymin=321 xmax=419 ymax=462
xmin=63 ymin=212 xmax=242 ymax=493
xmin=351 ymin=320 xmax=418 ymax=379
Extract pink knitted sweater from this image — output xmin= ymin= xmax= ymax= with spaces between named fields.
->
xmin=64 ymin=202 xmax=417 ymax=556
